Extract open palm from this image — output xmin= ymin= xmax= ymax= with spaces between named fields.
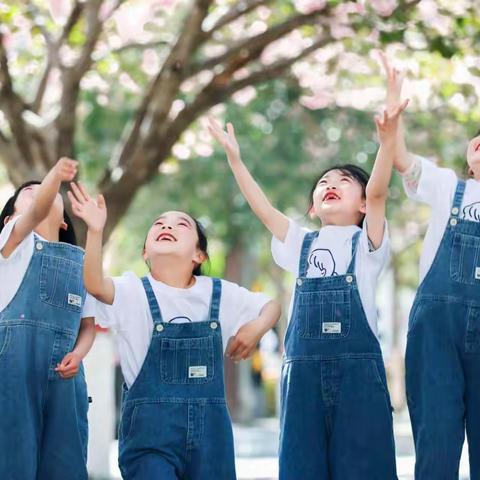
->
xmin=68 ymin=182 xmax=107 ymax=233
xmin=379 ymin=51 xmax=405 ymax=112
xmin=207 ymin=117 xmax=240 ymax=160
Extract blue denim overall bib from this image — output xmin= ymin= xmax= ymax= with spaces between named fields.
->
xmin=0 ymin=236 xmax=89 ymax=479
xmin=279 ymin=231 xmax=397 ymax=480
xmin=118 ymin=277 xmax=236 ymax=479
xmin=406 ymin=180 xmax=480 ymax=479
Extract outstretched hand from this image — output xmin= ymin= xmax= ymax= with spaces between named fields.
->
xmin=207 ymin=118 xmax=241 ymax=162
xmin=375 ymin=99 xmax=409 ymax=144
xmin=378 ymin=50 xmax=405 ymax=113
xmin=68 ymin=182 xmax=107 ymax=233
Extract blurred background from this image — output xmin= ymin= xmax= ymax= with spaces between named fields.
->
xmin=0 ymin=0 xmax=478 ymax=478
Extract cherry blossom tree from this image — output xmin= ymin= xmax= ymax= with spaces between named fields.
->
xmin=0 ymin=0 xmax=429 ymax=240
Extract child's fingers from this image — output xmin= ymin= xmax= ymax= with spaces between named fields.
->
xmin=226 ymin=337 xmax=242 ymax=358
xmin=69 ymin=182 xmax=86 ymax=204
xmin=207 ymin=124 xmax=219 ymax=140
xmin=226 ymin=122 xmax=235 ymax=138
xmin=382 ymin=110 xmax=388 ymax=124
xmin=207 ymin=117 xmax=222 ymax=135
xmin=67 ymin=191 xmax=83 ymax=212
xmin=239 ymin=346 xmax=252 ymax=360
xmin=391 ymin=99 xmax=410 ymax=119
xmin=398 ymin=98 xmax=410 ymax=112
xmin=76 ymin=182 xmax=90 ymax=202
xmin=97 ymin=194 xmax=106 ymax=210
xmin=377 ymin=50 xmax=389 ymax=73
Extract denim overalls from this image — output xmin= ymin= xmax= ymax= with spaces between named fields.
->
xmin=406 ymin=180 xmax=480 ymax=479
xmin=0 ymin=235 xmax=89 ymax=480
xmin=279 ymin=230 xmax=397 ymax=480
xmin=118 ymin=277 xmax=236 ymax=480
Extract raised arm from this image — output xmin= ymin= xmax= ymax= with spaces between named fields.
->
xmin=379 ymin=51 xmax=413 ymax=174
xmin=1 ymin=158 xmax=78 ymax=258
xmin=68 ymin=182 xmax=115 ymax=305
xmin=366 ymin=101 xmax=409 ymax=248
xmin=208 ymin=118 xmax=289 ymax=242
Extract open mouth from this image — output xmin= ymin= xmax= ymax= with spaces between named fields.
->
xmin=156 ymin=233 xmax=177 ymax=242
xmin=323 ymin=191 xmax=341 ymax=202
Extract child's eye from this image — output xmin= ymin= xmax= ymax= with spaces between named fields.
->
xmin=341 ymin=177 xmax=351 ymax=182
xmin=178 ymin=222 xmax=189 ymax=227
xmin=154 ymin=221 xmax=163 ymax=226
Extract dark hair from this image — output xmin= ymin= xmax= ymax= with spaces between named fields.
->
xmin=307 ymin=164 xmax=370 ymax=226
xmin=0 ymin=181 xmax=77 ymax=245
xmin=192 ymin=217 xmax=209 ymax=276
xmin=143 ymin=214 xmax=210 ymax=276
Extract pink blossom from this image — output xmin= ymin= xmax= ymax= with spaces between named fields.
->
xmin=369 ymin=0 xmax=397 ymax=17
xmin=294 ymin=0 xmax=326 ymax=14
xmin=47 ymin=0 xmax=71 ymax=23
xmin=301 ymin=91 xmax=334 ymax=109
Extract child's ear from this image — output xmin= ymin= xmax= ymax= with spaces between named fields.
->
xmin=308 ymin=206 xmax=316 ymax=219
xmin=3 ymin=216 xmax=10 ymax=226
xmin=359 ymin=200 xmax=367 ymax=215
xmin=194 ymin=249 xmax=207 ymax=265
xmin=60 ymin=220 xmax=68 ymax=231
xmin=468 ymin=167 xmax=474 ymax=177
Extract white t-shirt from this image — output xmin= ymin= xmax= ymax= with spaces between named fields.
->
xmin=403 ymin=156 xmax=480 ymax=283
xmin=271 ymin=219 xmax=390 ymax=336
xmin=0 ymin=216 xmax=96 ymax=318
xmin=95 ymin=272 xmax=271 ymax=387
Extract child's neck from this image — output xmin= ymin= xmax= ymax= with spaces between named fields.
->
xmin=150 ymin=259 xmax=196 ymax=289
xmin=34 ymin=219 xmax=60 ymax=243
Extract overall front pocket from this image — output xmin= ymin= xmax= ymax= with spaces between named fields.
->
xmin=40 ymin=255 xmax=85 ymax=312
xmin=450 ymin=232 xmax=480 ymax=286
xmin=295 ymin=290 xmax=351 ymax=339
xmin=160 ymin=336 xmax=215 ymax=384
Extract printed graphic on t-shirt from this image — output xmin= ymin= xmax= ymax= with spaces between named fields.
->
xmin=308 ymin=249 xmax=338 ymax=277
xmin=168 ymin=316 xmax=193 ymax=323
xmin=463 ymin=202 xmax=480 ymax=222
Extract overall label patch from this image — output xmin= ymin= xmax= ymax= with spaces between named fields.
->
xmin=322 ymin=322 xmax=342 ymax=334
xmin=475 ymin=267 xmax=480 ymax=280
xmin=67 ymin=293 xmax=82 ymax=307
xmin=188 ymin=366 xmax=207 ymax=378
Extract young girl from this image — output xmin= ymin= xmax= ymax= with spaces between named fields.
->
xmin=208 ymin=103 xmax=406 ymax=479
xmin=68 ymin=182 xmax=281 ymax=479
xmin=0 ymin=158 xmax=96 ymax=480
xmin=383 ymin=53 xmax=480 ymax=479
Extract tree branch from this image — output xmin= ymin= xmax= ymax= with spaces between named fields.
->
xmin=0 ymin=33 xmax=34 ymax=167
xmin=56 ymin=0 xmax=106 ymax=159
xmin=164 ymin=36 xmax=330 ymax=156
xmin=97 ymin=34 xmax=328 ymax=241
xmin=205 ymin=0 xmax=275 ymax=38
xmin=112 ymin=39 xmax=171 ymax=54
xmin=186 ymin=8 xmax=328 ymax=78
xmin=104 ymin=0 xmax=214 ymax=178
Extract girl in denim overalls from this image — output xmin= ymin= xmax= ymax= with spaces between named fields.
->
xmin=0 ymin=158 xmax=96 ymax=479
xmin=209 ymin=105 xmax=405 ymax=479
xmin=384 ymin=51 xmax=480 ymax=479
xmin=68 ymin=182 xmax=281 ymax=479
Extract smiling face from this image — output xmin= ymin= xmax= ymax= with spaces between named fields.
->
xmin=310 ymin=169 xmax=366 ymax=226
xmin=143 ymin=211 xmax=206 ymax=273
xmin=467 ymin=133 xmax=480 ymax=177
